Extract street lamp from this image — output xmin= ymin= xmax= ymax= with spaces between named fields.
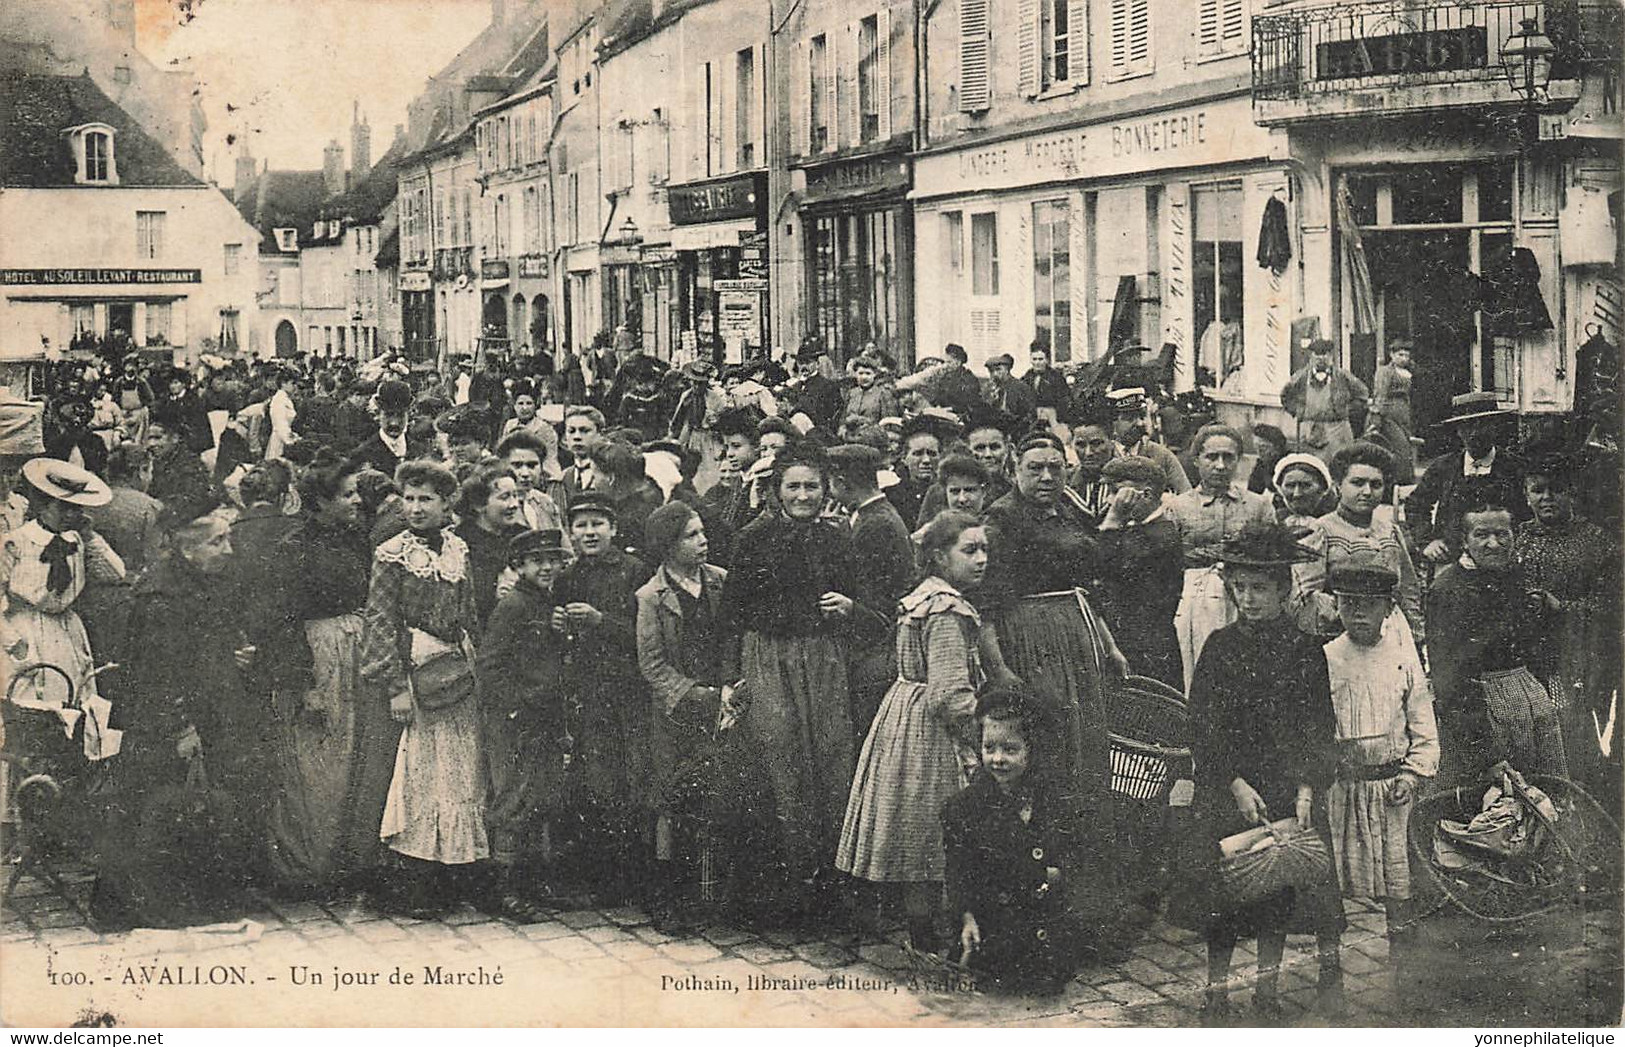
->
xmin=619 ymin=215 xmax=641 ymax=244
xmin=1501 ymin=17 xmax=1555 ymax=105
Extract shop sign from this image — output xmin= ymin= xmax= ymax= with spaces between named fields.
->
xmin=802 ymin=154 xmax=910 ymax=204
xmin=669 ymin=172 xmax=766 ymax=225
xmin=914 ymin=96 xmax=1277 ymax=199
xmin=0 ymin=268 xmax=201 ymax=285
xmin=481 ymin=259 xmax=510 ymax=281
xmin=1315 ymin=27 xmax=1486 ymax=81
xmin=714 ymin=278 xmax=768 ymax=292
xmin=739 ymin=231 xmax=768 ymax=279
xmin=399 ymin=272 xmax=432 ymax=292
xmin=517 ymin=255 xmax=549 ymax=278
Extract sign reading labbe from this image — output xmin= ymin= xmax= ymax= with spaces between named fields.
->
xmin=1316 ymin=27 xmax=1487 ymax=81
xmin=914 ymin=96 xmax=1277 ymax=199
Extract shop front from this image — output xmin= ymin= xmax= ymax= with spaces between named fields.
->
xmin=480 ymin=258 xmax=512 ymax=361
xmin=514 ymin=253 xmax=552 ymax=358
xmin=400 ymin=269 xmax=436 ymax=363
xmin=0 ymin=267 xmax=208 ymax=366
xmin=912 ymin=95 xmax=1291 ymax=423
xmin=667 ymin=171 xmax=769 ymax=366
xmin=796 ymin=150 xmax=913 ymax=367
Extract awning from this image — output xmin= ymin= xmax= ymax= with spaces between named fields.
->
xmin=481 ymin=279 xmax=509 ymax=292
xmin=670 ymin=221 xmax=754 ymax=252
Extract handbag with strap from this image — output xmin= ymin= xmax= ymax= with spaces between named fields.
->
xmin=407 ymin=628 xmax=475 ymax=712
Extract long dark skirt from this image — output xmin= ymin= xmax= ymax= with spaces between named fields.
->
xmin=738 ymin=631 xmax=853 ymax=887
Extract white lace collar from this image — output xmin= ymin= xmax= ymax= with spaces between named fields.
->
xmin=375 ymin=527 xmax=468 ymax=583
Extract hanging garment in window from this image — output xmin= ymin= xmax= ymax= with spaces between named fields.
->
xmin=1256 ymin=195 xmax=1292 ymax=274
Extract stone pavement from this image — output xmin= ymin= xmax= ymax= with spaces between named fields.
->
xmin=1 ymin=860 xmax=1619 ymax=1027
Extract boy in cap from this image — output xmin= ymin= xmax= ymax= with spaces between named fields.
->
xmin=477 ymin=528 xmax=572 ymax=918
xmin=552 ymin=493 xmax=654 ymax=904
xmin=1323 ymin=559 xmax=1437 ymax=976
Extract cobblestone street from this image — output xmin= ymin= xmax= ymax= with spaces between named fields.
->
xmin=3 ymin=861 xmax=1619 ymax=1027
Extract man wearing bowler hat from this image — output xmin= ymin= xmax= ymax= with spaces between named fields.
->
xmin=349 ymin=379 xmax=416 ymax=478
xmin=1404 ymin=391 xmax=1526 ymax=564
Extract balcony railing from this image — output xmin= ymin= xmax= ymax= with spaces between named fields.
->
xmin=1253 ymin=0 xmax=1620 ymax=103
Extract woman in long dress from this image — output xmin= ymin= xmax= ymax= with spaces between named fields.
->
xmin=838 ymin=510 xmax=986 ymax=953
xmin=980 ymin=434 xmax=1138 ymax=954
xmin=264 ymin=451 xmax=376 ymax=892
xmin=360 ymin=459 xmax=489 ymax=917
xmin=1514 ymin=450 xmax=1621 ymax=791
xmin=1167 ymin=425 xmax=1277 ymax=692
xmin=1366 ymin=342 xmax=1417 ymax=484
xmin=723 ymin=441 xmax=884 ymax=917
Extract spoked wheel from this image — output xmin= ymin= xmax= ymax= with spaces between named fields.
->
xmin=1409 ymin=775 xmax=1623 ymax=924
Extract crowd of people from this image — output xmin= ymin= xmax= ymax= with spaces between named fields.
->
xmin=1 ymin=331 xmax=1619 ymax=1023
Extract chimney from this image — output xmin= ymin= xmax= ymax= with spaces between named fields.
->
xmin=350 ymin=102 xmax=372 ymax=182
xmin=234 ymin=152 xmax=258 ymax=196
xmin=492 ymin=0 xmax=506 ymax=25
xmin=322 ymin=139 xmax=346 ymax=197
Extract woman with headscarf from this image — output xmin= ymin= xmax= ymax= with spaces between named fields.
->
xmin=262 ymin=450 xmax=378 ymax=893
xmin=722 ymin=441 xmax=885 ymax=919
xmin=1272 ymin=452 xmax=1335 ymax=529
xmin=979 ymin=433 xmax=1139 ymax=956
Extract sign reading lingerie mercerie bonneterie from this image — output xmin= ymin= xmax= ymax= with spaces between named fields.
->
xmin=0 ymin=268 xmax=203 ymax=286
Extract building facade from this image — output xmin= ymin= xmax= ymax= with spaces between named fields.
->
xmin=0 ymin=72 xmax=260 ymax=375
xmin=475 ymin=73 xmax=557 ymax=358
xmin=774 ymin=0 xmax=917 ymax=365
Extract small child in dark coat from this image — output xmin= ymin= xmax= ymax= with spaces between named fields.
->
xmin=476 ymin=528 xmax=570 ymax=919
xmin=942 ymin=686 xmax=1096 ymax=994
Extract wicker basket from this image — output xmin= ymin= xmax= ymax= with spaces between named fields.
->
xmin=1107 ymin=675 xmax=1191 ymax=802
xmin=1217 ymin=817 xmax=1335 ymax=905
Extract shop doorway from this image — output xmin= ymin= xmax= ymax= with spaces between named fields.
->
xmin=1364 ymin=230 xmax=1478 ymax=443
xmin=108 ymin=302 xmax=134 ymax=340
xmin=274 ymin=320 xmax=297 ymax=358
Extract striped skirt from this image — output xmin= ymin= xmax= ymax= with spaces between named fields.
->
xmin=1480 ymin=666 xmax=1569 ymax=777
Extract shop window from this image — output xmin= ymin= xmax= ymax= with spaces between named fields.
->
xmin=1392 ymin=167 xmax=1462 ymax=225
xmin=1476 ymin=161 xmax=1515 ymax=222
xmin=70 ymin=303 xmax=94 ymax=337
xmin=971 ymin=213 xmax=999 ymax=296
xmin=147 ymin=302 xmax=171 ymax=346
xmin=858 ymin=16 xmax=880 ymax=142
xmin=1192 ymin=182 xmax=1244 ymax=386
xmin=944 ymin=211 xmax=964 ymax=278
xmin=136 ymin=211 xmax=165 ymax=260
xmin=737 ymin=47 xmax=756 ymax=168
xmin=810 ymin=35 xmax=830 ymax=153
xmin=224 ymin=243 xmax=242 ymax=276
xmin=1032 ymin=200 xmax=1072 ymax=363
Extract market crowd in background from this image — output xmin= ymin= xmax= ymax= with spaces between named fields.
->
xmin=0 ymin=325 xmax=1619 ymax=1022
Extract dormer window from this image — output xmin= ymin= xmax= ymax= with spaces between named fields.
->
xmin=67 ymin=123 xmax=118 ymax=185
xmin=274 ymin=228 xmax=298 ymax=252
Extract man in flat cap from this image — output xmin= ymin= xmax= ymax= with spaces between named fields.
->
xmin=982 ymin=353 xmax=1037 ymax=430
xmin=827 ymin=443 xmax=914 ymax=739
xmin=1281 ymin=339 xmax=1369 ymax=458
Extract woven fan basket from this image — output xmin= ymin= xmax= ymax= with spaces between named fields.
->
xmin=1217 ymin=818 xmax=1335 ymax=905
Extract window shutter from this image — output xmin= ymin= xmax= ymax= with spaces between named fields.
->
xmin=875 ymin=9 xmax=891 ymax=140
xmin=794 ymin=40 xmax=809 ymax=157
xmin=1130 ymin=0 xmax=1152 ymax=70
xmin=686 ymin=63 xmax=703 ymax=179
xmin=959 ymin=0 xmax=990 ymax=111
xmin=1222 ymin=0 xmax=1245 ymax=50
xmin=842 ymin=23 xmax=860 ymax=149
xmin=1017 ymin=0 xmax=1040 ymax=98
xmin=1198 ymin=0 xmax=1219 ymax=52
xmin=756 ymin=42 xmax=768 ymax=166
xmin=824 ymin=32 xmax=839 ymax=151
xmin=1111 ymin=0 xmax=1152 ymax=76
xmin=1110 ymin=0 xmax=1128 ymax=75
xmin=1067 ymin=0 xmax=1089 ymax=84
xmin=720 ymin=56 xmax=737 ymax=173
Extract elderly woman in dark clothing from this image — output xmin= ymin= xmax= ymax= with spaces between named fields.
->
xmin=722 ymin=441 xmax=887 ymax=916
xmin=979 ymin=433 xmax=1136 ymax=951
xmin=1175 ymin=523 xmax=1344 ymax=1025
xmin=262 ymin=450 xmax=379 ymax=892
xmin=1093 ymin=455 xmax=1183 ymax=688
xmin=452 ymin=464 xmax=524 ymax=633
xmin=553 ymin=492 xmax=655 ymax=904
xmin=635 ymin=501 xmax=740 ymax=931
xmin=94 ymin=506 xmax=271 ymax=927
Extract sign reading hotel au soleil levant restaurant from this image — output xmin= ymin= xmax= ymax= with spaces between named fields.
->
xmin=1 ymin=268 xmax=203 ymax=285
xmin=913 ymin=96 xmax=1280 ymax=198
